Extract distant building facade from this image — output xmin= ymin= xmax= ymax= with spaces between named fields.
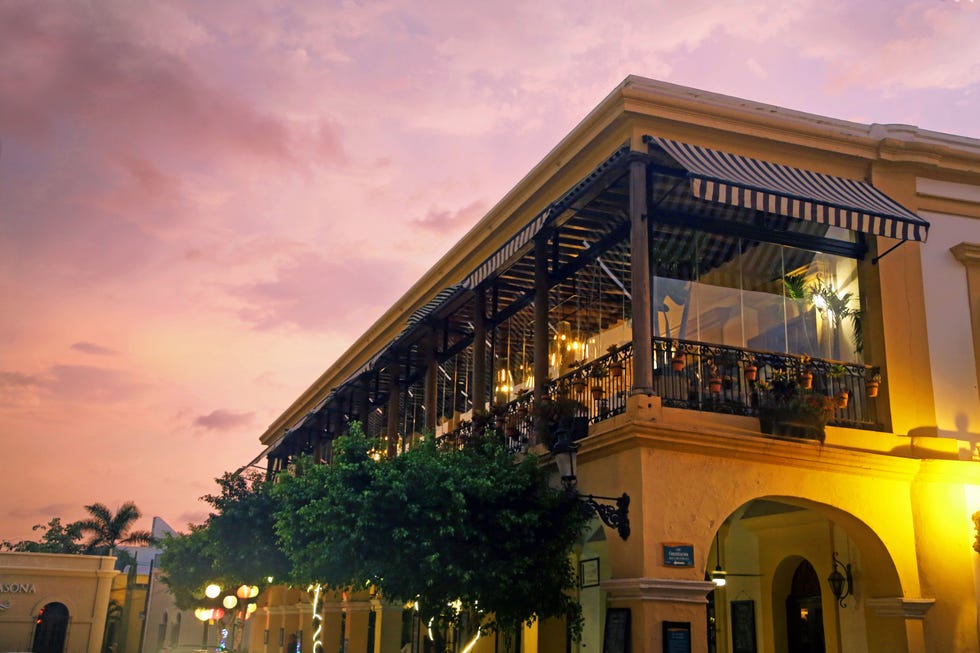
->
xmin=0 ymin=552 xmax=116 ymax=653
xmin=252 ymin=77 xmax=980 ymax=652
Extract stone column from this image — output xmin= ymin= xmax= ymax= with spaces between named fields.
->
xmin=370 ymin=599 xmax=404 ymax=653
xmin=952 ymin=242 xmax=980 ymax=400
xmin=343 ymin=592 xmax=374 ymax=653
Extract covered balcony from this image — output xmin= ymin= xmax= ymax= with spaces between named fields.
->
xmin=260 ymin=135 xmax=927 ymax=473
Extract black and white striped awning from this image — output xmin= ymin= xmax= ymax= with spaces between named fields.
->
xmin=645 ymin=136 xmax=929 ymax=242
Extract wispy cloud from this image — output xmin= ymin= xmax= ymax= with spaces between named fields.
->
xmin=194 ymin=409 xmax=254 ymax=432
xmin=70 ymin=342 xmax=118 ymax=356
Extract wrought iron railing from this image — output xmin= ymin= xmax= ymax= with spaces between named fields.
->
xmin=439 ymin=337 xmax=879 ymax=450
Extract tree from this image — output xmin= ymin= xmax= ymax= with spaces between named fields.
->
xmin=159 ymin=471 xmax=291 ymax=607
xmin=1 ymin=517 xmax=84 ymax=553
xmin=273 ymin=423 xmax=588 ymax=652
xmin=75 ymin=501 xmax=154 ymax=555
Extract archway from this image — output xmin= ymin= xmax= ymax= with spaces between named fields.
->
xmin=32 ymin=601 xmax=70 ymax=653
xmin=707 ymin=496 xmax=907 ymax=653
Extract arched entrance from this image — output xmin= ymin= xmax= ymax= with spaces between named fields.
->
xmin=32 ymin=601 xmax=70 ymax=653
xmin=708 ymin=497 xmax=906 ymax=653
xmin=784 ymin=560 xmax=825 ymax=653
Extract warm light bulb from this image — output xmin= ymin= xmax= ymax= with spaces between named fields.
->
xmin=205 ymin=584 xmax=222 ymax=599
xmin=223 ymin=595 xmax=238 ymax=609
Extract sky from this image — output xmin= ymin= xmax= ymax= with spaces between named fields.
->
xmin=2 ymin=0 xmax=980 ymax=541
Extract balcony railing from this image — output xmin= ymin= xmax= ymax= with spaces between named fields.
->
xmin=440 ymin=337 xmax=880 ymax=450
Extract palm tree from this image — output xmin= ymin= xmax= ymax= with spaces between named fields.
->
xmin=76 ymin=502 xmax=154 ymax=556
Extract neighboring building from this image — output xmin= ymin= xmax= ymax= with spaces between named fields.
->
xmin=126 ymin=517 xmax=225 ymax=653
xmin=0 ymin=551 xmax=116 ymax=653
xmin=252 ymin=77 xmax=980 ymax=652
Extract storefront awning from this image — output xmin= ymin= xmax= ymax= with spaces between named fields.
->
xmin=645 ymin=136 xmax=929 ymax=242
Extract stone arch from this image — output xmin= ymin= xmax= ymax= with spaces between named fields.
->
xmin=704 ymin=495 xmax=909 ymax=653
xmin=32 ymin=601 xmax=70 ymax=653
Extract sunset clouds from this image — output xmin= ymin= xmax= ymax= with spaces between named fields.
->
xmin=1 ymin=0 xmax=978 ymax=539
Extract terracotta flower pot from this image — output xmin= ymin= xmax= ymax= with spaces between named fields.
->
xmin=744 ymin=365 xmax=758 ymax=382
xmin=799 ymin=371 xmax=813 ymax=390
xmin=837 ymin=390 xmax=850 ymax=409
xmin=866 ymin=380 xmax=879 ymax=398
xmin=672 ymin=355 xmax=685 ymax=372
xmin=572 ymin=380 xmax=586 ymax=395
xmin=709 ymin=376 xmax=723 ymax=393
xmin=610 ymin=362 xmax=623 ymax=378
xmin=591 ymin=386 xmax=605 ymax=400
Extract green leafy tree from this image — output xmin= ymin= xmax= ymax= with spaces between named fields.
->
xmin=274 ymin=423 xmax=588 ymax=652
xmin=1 ymin=517 xmax=84 ymax=553
xmin=158 ymin=471 xmax=291 ymax=609
xmin=75 ymin=501 xmax=154 ymax=555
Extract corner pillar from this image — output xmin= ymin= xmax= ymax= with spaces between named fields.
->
xmin=344 ymin=593 xmax=374 ymax=653
xmin=602 ymin=577 xmax=714 ymax=653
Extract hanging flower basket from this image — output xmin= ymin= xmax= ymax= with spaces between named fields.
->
xmin=571 ymin=379 xmax=586 ymax=394
xmin=591 ymin=385 xmax=605 ymax=400
xmin=744 ymin=363 xmax=758 ymax=382
xmin=837 ymin=390 xmax=850 ymax=409
xmin=709 ymin=375 xmax=723 ymax=394
xmin=609 ymin=361 xmax=624 ymax=378
xmin=672 ymin=354 xmax=686 ymax=372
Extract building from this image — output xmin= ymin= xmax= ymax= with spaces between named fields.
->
xmin=0 ymin=551 xmax=116 ymax=653
xmin=252 ymin=77 xmax=980 ymax=652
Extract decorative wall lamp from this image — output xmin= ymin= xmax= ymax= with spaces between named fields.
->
xmin=551 ymin=435 xmax=630 ymax=540
xmin=827 ymin=552 xmax=853 ymax=607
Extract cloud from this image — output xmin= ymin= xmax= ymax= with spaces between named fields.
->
xmin=0 ymin=365 xmax=143 ymax=405
xmin=194 ymin=409 xmax=254 ymax=431
xmin=70 ymin=342 xmax=118 ymax=356
xmin=230 ymin=250 xmax=407 ymax=332
xmin=4 ymin=503 xmax=75 ymax=521
xmin=411 ymin=200 xmax=486 ymax=233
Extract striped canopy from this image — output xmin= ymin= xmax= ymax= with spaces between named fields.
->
xmin=646 ymin=136 xmax=929 ymax=242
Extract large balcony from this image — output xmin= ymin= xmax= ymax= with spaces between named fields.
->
xmin=442 ymin=337 xmax=878 ymax=452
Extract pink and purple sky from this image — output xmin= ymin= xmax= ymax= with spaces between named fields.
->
xmin=2 ymin=0 xmax=979 ymax=540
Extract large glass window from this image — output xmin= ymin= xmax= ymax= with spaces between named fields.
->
xmin=651 ymin=225 xmax=863 ymax=363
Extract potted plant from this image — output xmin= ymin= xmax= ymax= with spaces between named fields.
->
xmin=672 ymin=346 xmax=686 ymax=372
xmin=588 ymin=365 xmax=608 ymax=400
xmin=798 ymin=354 xmax=814 ymax=390
xmin=744 ymin=359 xmax=758 ymax=382
xmin=866 ymin=369 xmax=881 ymax=397
xmin=836 ymin=389 xmax=850 ymax=409
xmin=707 ymin=363 xmax=723 ymax=394
xmin=532 ymin=396 xmax=588 ymax=448
xmin=567 ymin=361 xmax=586 ymax=395
xmin=607 ymin=344 xmax=624 ymax=378
xmin=756 ymin=370 xmax=836 ymax=441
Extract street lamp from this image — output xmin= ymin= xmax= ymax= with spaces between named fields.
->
xmin=194 ymin=583 xmax=262 ymax=650
xmin=551 ymin=434 xmax=631 ymax=540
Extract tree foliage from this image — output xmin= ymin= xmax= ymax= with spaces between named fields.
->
xmin=273 ymin=423 xmax=588 ymax=645
xmin=75 ymin=501 xmax=155 ymax=554
xmin=1 ymin=518 xmax=84 ymax=553
xmin=159 ymin=471 xmax=291 ymax=610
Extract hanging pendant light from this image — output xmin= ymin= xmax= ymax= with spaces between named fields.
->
xmin=711 ymin=531 xmax=727 ymax=588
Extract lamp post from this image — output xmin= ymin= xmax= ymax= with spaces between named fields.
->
xmin=551 ymin=434 xmax=630 ymax=540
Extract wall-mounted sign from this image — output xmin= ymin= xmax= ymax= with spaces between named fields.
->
xmin=0 ymin=583 xmax=36 ymax=594
xmin=662 ymin=544 xmax=694 ymax=567
xmin=663 ymin=621 xmax=691 ymax=653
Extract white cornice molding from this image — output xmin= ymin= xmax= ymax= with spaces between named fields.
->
xmin=952 ymin=242 xmax=980 ymax=266
xmin=866 ymin=597 xmax=935 ymax=619
xmin=601 ymin=577 xmax=716 ymax=605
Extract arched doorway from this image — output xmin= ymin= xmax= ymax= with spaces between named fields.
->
xmin=32 ymin=602 xmax=70 ymax=653
xmin=784 ymin=560 xmax=825 ymax=653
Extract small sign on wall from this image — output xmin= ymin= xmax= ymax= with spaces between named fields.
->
xmin=662 ymin=543 xmax=695 ymax=567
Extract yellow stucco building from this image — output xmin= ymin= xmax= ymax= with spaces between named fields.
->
xmin=0 ymin=552 xmax=116 ymax=653
xmin=252 ymin=77 xmax=980 ymax=653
